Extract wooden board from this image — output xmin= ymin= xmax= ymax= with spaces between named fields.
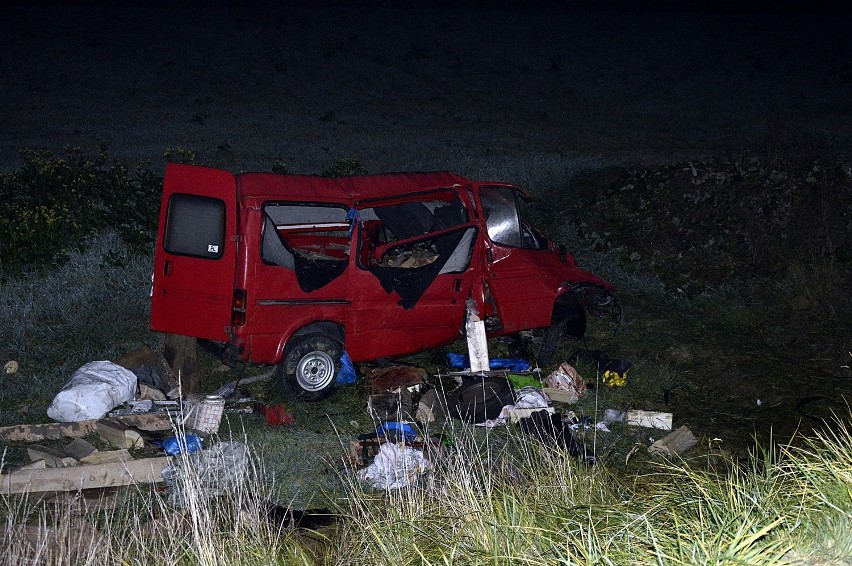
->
xmin=0 ymin=414 xmax=172 ymax=443
xmin=1 ymin=456 xmax=169 ymax=495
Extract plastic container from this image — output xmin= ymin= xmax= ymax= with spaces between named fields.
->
xmin=187 ymin=395 xmax=225 ymax=434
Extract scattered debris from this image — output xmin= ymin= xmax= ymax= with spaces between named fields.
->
xmin=465 ymin=300 xmax=490 ymax=372
xmin=356 ymin=442 xmax=431 ymax=490
xmin=4 ymin=360 xmax=18 ymax=375
xmin=368 ymin=390 xmax=416 ymax=421
xmin=113 ymin=345 xmax=174 ymax=394
xmin=62 ymin=438 xmax=98 ymax=461
xmin=625 ymin=410 xmax=673 ymax=431
xmin=26 ymin=445 xmax=78 ymax=468
xmin=139 ymin=382 xmax=167 ymax=401
xmin=447 ymin=375 xmax=515 ymax=424
xmin=182 ymin=395 xmax=225 ymax=435
xmin=648 ymin=425 xmax=697 ymax=456
xmin=95 ymin=418 xmax=145 ymax=449
xmin=211 ymin=367 xmax=275 ymax=398
xmin=160 ymin=434 xmax=203 ymax=456
xmin=415 ymin=387 xmax=448 ymax=423
xmin=508 ymin=406 xmax=555 ymax=424
xmin=366 ymin=366 xmax=426 ymax=393
xmin=257 ymin=404 xmax=296 ymax=426
xmin=601 ymin=409 xmax=673 ymax=431
xmin=161 ymin=441 xmax=249 ymax=506
xmin=517 ymin=411 xmax=595 ymax=465
xmin=545 ymin=363 xmax=587 ymax=403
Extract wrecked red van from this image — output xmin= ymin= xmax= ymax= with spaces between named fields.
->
xmin=150 ymin=164 xmax=615 ymax=400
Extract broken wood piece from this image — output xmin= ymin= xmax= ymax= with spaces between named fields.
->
xmin=1 ymin=456 xmax=170 ymax=494
xmin=26 ymin=445 xmax=78 ymax=468
xmin=64 ymin=438 xmax=98 ymax=460
xmin=80 ymin=449 xmax=132 ymax=465
xmin=95 ymin=419 xmax=144 ymax=449
xmin=648 ymin=425 xmax=697 ymax=456
xmin=626 ymin=410 xmax=673 ymax=431
xmin=0 ymin=414 xmax=173 ymax=443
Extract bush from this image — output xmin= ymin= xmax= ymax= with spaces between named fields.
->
xmin=0 ymin=148 xmax=161 ymax=274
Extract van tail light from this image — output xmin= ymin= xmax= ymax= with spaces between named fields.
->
xmin=231 ymin=289 xmax=247 ymax=326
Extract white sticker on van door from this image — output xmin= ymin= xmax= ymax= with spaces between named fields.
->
xmin=208 ymin=245 xmax=219 ymax=254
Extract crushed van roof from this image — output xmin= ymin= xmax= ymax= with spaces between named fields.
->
xmin=236 ymin=171 xmax=469 ymax=203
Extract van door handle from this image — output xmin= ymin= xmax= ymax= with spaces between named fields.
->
xmin=164 ymin=260 xmax=172 ymax=276
xmin=454 ymin=278 xmax=462 ymax=292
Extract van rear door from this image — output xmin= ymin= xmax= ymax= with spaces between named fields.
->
xmin=150 ymin=164 xmax=237 ymax=342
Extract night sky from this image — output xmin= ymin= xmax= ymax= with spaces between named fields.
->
xmin=1 ymin=2 xmax=848 ymax=175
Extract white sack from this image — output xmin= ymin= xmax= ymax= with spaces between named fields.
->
xmin=47 ymin=361 xmax=137 ymax=422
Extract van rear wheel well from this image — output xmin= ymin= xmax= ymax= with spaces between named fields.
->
xmin=290 ymin=322 xmax=345 ymax=345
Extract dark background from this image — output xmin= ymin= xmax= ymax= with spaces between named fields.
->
xmin=2 ymin=2 xmax=849 ymax=174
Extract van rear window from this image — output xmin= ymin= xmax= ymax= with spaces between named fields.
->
xmin=164 ymin=194 xmax=226 ymax=259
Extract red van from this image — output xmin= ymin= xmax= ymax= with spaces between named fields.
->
xmin=150 ymin=164 xmax=614 ymax=400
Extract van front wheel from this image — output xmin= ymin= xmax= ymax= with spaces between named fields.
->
xmin=278 ymin=334 xmax=342 ymax=401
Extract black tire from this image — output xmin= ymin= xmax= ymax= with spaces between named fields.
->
xmin=537 ymin=321 xmax=565 ymax=366
xmin=278 ymin=334 xmax=342 ymax=402
xmin=537 ymin=295 xmax=586 ymax=366
xmin=448 ymin=376 xmax=515 ymax=424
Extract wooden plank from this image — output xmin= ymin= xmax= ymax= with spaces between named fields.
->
xmin=15 ymin=459 xmax=46 ymax=471
xmin=0 ymin=414 xmax=173 ymax=443
xmin=1 ymin=456 xmax=170 ymax=495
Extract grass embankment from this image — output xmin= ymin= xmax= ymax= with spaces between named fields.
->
xmin=3 ymin=418 xmax=851 ymax=565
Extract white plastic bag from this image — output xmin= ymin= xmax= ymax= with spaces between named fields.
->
xmin=47 ymin=361 xmax=137 ymax=422
xmin=357 ymin=442 xmax=430 ymax=490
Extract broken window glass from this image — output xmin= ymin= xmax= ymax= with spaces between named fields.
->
xmin=261 ymin=203 xmax=350 ymax=292
xmin=358 ymin=192 xmax=475 ymax=308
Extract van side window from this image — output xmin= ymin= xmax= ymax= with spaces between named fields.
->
xmin=262 ymin=203 xmax=350 ymax=293
xmin=358 ymin=192 xmax=476 ymax=308
xmin=164 ymin=194 xmax=225 ymax=259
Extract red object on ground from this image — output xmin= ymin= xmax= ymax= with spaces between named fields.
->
xmin=259 ymin=404 xmax=296 ymax=426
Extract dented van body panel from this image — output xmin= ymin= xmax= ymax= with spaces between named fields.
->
xmin=150 ymin=163 xmax=614 ymax=382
